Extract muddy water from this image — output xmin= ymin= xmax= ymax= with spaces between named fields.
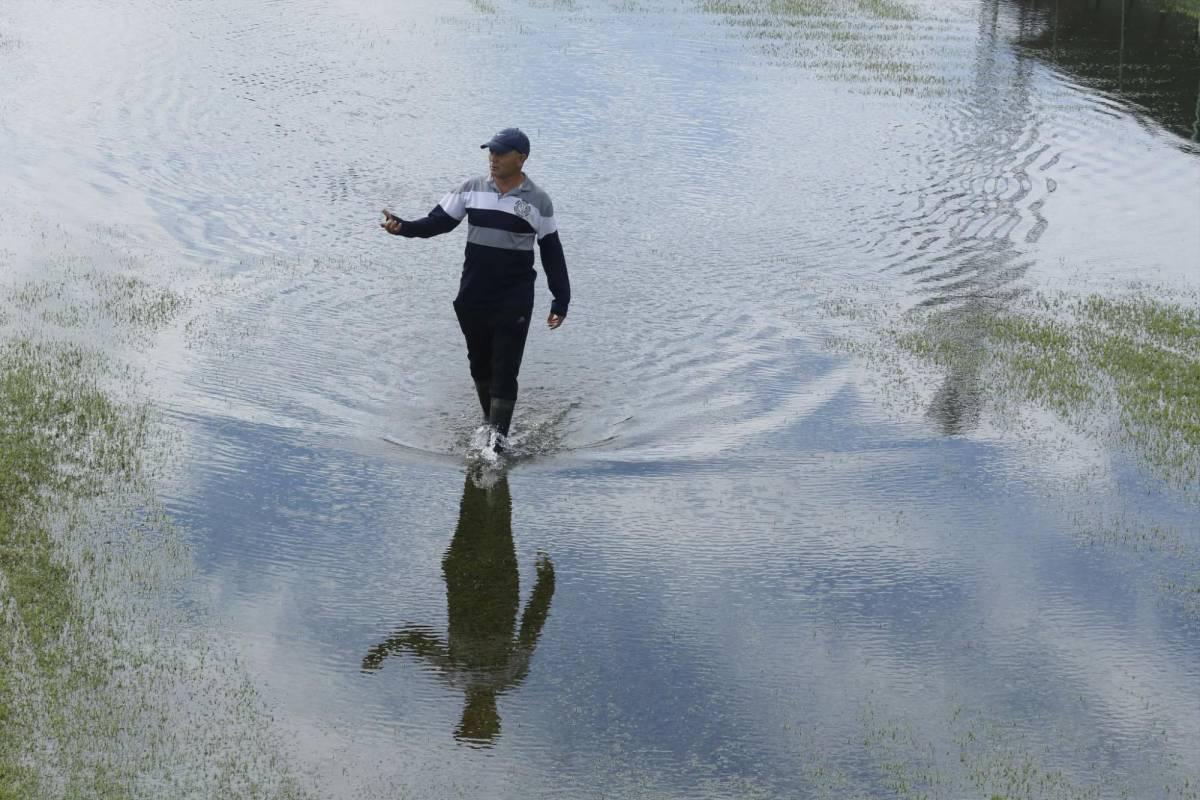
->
xmin=2 ymin=0 xmax=1199 ymax=796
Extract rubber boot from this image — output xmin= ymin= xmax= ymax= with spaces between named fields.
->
xmin=473 ymin=380 xmax=491 ymax=419
xmin=488 ymin=397 xmax=515 ymax=451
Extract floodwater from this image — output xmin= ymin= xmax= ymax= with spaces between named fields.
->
xmin=2 ymin=0 xmax=1199 ymax=796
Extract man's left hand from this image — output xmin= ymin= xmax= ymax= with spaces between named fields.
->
xmin=547 ymin=313 xmax=564 ymax=330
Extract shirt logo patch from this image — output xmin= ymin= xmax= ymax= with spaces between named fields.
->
xmin=514 ymin=200 xmax=533 ymax=221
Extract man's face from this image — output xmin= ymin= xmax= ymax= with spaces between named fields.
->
xmin=488 ymin=148 xmax=527 ymax=181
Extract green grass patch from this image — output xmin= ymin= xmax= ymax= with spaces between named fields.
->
xmin=823 ymin=287 xmax=1200 ymax=614
xmin=1162 ymin=0 xmax=1200 ymax=21
xmin=696 ymin=0 xmax=952 ymax=94
xmin=993 ymin=295 xmax=1199 ymax=486
xmin=0 ymin=338 xmax=146 ymax=797
xmin=0 ymin=267 xmax=311 ymax=798
xmin=891 ymin=292 xmax=1200 ymax=488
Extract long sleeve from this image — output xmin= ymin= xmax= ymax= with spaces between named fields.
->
xmin=537 ymin=231 xmax=570 ymax=318
xmin=398 ymin=204 xmax=462 ymax=238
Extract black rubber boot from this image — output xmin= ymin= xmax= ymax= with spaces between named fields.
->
xmin=488 ymin=397 xmax=515 ymax=440
xmin=473 ymin=380 xmax=491 ymax=419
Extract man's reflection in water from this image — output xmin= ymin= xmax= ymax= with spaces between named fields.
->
xmin=362 ymin=473 xmax=555 ymax=746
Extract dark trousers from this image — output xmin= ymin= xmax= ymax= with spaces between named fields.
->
xmin=454 ymin=304 xmax=533 ymax=401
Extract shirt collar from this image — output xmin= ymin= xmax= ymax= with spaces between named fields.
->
xmin=488 ymin=174 xmax=533 ymax=194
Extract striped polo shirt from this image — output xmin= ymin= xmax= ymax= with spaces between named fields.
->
xmin=398 ymin=174 xmax=570 ymax=317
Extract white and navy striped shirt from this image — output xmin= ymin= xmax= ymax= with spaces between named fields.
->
xmin=399 ymin=175 xmax=570 ymax=317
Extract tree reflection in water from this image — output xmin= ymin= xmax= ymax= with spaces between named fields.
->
xmin=362 ymin=472 xmax=555 ymax=746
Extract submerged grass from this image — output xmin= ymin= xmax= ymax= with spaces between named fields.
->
xmin=855 ymin=702 xmax=1199 ymax=800
xmin=1163 ymin=0 xmax=1200 ymax=21
xmin=0 ymin=338 xmax=144 ymax=796
xmin=9 ymin=270 xmax=188 ymax=341
xmin=0 ymin=259 xmax=311 ymax=797
xmin=703 ymin=0 xmax=916 ymax=18
xmin=697 ymin=0 xmax=958 ymax=94
xmin=793 ymin=695 xmax=1198 ymax=797
xmin=898 ymin=293 xmax=1200 ymax=488
xmin=822 ymin=286 xmax=1200 ymax=614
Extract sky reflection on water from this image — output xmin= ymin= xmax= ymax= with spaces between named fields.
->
xmin=158 ymin=392 xmax=1200 ymax=796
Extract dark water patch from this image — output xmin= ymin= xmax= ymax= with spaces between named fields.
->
xmin=1009 ymin=0 xmax=1200 ymax=144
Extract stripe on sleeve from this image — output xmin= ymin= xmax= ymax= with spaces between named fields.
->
xmin=438 ymin=187 xmax=468 ymax=221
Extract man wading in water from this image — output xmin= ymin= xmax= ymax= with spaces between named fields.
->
xmin=381 ymin=128 xmax=571 ymax=452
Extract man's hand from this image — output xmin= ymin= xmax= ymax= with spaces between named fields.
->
xmin=380 ymin=209 xmax=403 ymax=235
xmin=547 ymin=312 xmax=564 ymax=330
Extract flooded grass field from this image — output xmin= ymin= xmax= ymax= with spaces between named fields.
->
xmin=1 ymin=0 xmax=1198 ymax=797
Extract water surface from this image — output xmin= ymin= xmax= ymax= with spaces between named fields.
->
xmin=2 ymin=0 xmax=1199 ymax=796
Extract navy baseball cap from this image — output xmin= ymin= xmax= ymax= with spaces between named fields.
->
xmin=481 ymin=128 xmax=530 ymax=155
